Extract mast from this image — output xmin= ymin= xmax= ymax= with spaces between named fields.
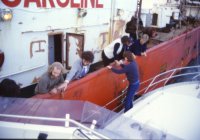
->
xmin=109 ymin=0 xmax=116 ymax=43
xmin=136 ymin=0 xmax=142 ymax=39
xmin=179 ymin=0 xmax=186 ymax=28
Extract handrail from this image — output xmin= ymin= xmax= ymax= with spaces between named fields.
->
xmin=80 ymin=65 xmax=200 ymax=125
xmin=142 ymin=72 xmax=200 ymax=92
xmin=0 ymin=113 xmax=109 ymax=139
xmin=104 ymin=65 xmax=200 ymax=109
xmin=192 ymin=73 xmax=200 ymax=80
xmin=141 ymin=65 xmax=200 ymax=94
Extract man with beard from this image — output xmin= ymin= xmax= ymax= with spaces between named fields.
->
xmin=35 ymin=62 xmax=66 ymax=94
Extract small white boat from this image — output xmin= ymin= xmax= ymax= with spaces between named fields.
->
xmin=99 ymin=65 xmax=200 ymax=139
xmin=1 ymin=65 xmax=200 ymax=139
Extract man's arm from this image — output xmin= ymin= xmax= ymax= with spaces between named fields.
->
xmin=57 ymin=80 xmax=69 ymax=92
xmin=51 ymin=75 xmax=65 ymax=94
xmin=65 ymin=60 xmax=80 ymax=82
xmin=141 ymin=44 xmax=147 ymax=56
xmin=58 ymin=59 xmax=80 ymax=91
xmin=107 ymin=65 xmax=127 ymax=74
xmin=113 ymin=43 xmax=120 ymax=60
xmin=35 ymin=77 xmax=49 ymax=94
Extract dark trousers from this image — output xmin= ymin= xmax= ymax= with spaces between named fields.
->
xmin=124 ymin=81 xmax=140 ymax=113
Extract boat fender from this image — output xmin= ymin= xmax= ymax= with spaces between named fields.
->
xmin=0 ymin=51 xmax=4 ymax=68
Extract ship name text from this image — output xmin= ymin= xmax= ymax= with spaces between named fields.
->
xmin=2 ymin=0 xmax=104 ymax=8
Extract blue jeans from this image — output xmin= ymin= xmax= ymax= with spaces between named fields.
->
xmin=124 ymin=81 xmax=140 ymax=113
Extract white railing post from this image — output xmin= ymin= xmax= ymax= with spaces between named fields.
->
xmin=65 ymin=114 xmax=70 ymax=127
xmin=89 ymin=120 xmax=97 ymax=134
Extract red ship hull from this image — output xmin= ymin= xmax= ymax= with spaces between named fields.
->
xmin=33 ymin=26 xmax=200 ymax=110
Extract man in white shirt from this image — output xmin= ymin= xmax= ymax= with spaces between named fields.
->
xmin=101 ymin=35 xmax=132 ymax=66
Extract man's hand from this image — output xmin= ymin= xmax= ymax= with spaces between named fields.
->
xmin=58 ymin=81 xmax=69 ymax=91
xmin=107 ymin=65 xmax=112 ymax=69
xmin=132 ymin=53 xmax=137 ymax=59
xmin=141 ymin=52 xmax=147 ymax=57
xmin=114 ymin=60 xmax=120 ymax=66
xmin=119 ymin=60 xmax=124 ymax=64
xmin=49 ymin=88 xmax=58 ymax=94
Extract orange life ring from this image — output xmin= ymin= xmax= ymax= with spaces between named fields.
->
xmin=0 ymin=51 xmax=4 ymax=67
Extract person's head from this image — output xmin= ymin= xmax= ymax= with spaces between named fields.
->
xmin=151 ymin=29 xmax=157 ymax=38
xmin=121 ymin=35 xmax=131 ymax=46
xmin=48 ymin=62 xmax=66 ymax=78
xmin=0 ymin=78 xmax=20 ymax=97
xmin=131 ymin=16 xmax=137 ymax=21
xmin=81 ymin=51 xmax=94 ymax=66
xmin=142 ymin=27 xmax=157 ymax=38
xmin=140 ymin=34 xmax=149 ymax=45
xmin=123 ymin=51 xmax=134 ymax=62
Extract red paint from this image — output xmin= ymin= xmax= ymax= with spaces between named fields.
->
xmin=96 ymin=0 xmax=103 ymax=8
xmin=71 ymin=0 xmax=80 ymax=8
xmin=2 ymin=0 xmax=21 ymax=7
xmin=24 ymin=0 xmax=41 ymax=8
xmin=90 ymin=0 xmax=95 ymax=8
xmin=33 ymin=27 xmax=200 ymax=111
xmin=41 ymin=0 xmax=47 ymax=7
xmin=89 ymin=0 xmax=103 ymax=8
xmin=85 ymin=0 xmax=87 ymax=8
xmin=81 ymin=0 xmax=84 ymax=8
xmin=57 ymin=0 xmax=70 ymax=8
xmin=48 ymin=0 xmax=55 ymax=8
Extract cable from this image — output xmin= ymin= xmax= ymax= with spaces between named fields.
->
xmin=73 ymin=128 xmax=91 ymax=139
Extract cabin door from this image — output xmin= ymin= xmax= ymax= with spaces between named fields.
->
xmin=152 ymin=13 xmax=158 ymax=26
xmin=65 ymin=33 xmax=84 ymax=69
xmin=48 ymin=33 xmax=63 ymax=65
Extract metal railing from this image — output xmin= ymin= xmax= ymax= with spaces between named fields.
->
xmin=138 ymin=65 xmax=200 ymax=94
xmin=104 ymin=65 xmax=200 ymax=111
xmin=0 ymin=113 xmax=109 ymax=139
xmin=65 ymin=65 xmax=200 ymax=128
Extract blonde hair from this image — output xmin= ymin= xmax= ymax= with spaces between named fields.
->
xmin=48 ymin=62 xmax=66 ymax=74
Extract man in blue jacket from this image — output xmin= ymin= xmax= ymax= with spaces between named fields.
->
xmin=132 ymin=34 xmax=149 ymax=57
xmin=107 ymin=51 xmax=140 ymax=112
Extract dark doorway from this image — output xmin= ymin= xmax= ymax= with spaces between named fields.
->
xmin=152 ymin=13 xmax=158 ymax=26
xmin=48 ymin=34 xmax=63 ymax=65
